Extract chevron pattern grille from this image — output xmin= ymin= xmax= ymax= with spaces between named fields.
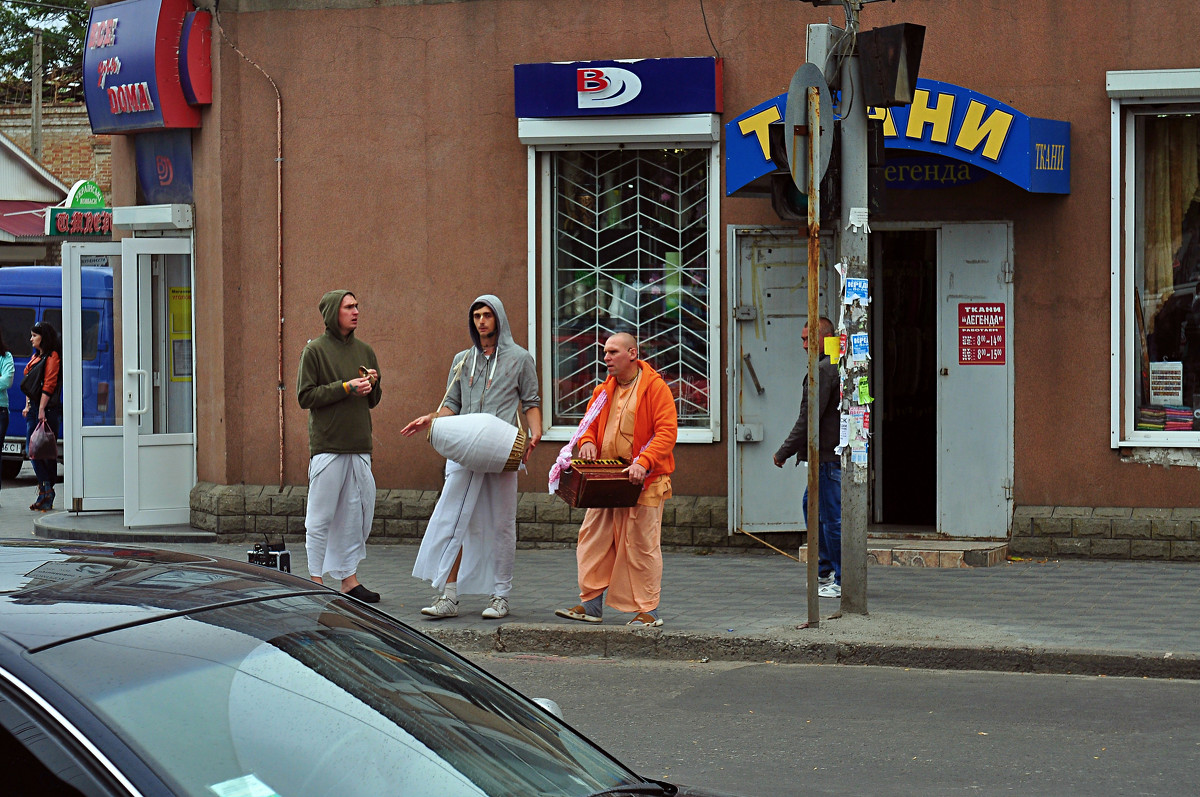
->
xmin=551 ymin=148 xmax=711 ymax=428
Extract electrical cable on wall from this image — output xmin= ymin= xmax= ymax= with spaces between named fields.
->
xmin=698 ymin=0 xmax=721 ymax=58
xmin=212 ymin=8 xmax=288 ymax=488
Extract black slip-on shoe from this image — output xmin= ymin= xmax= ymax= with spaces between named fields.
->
xmin=344 ymin=584 xmax=381 ymax=603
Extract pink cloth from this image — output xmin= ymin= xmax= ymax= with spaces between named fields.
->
xmin=547 ymin=389 xmax=608 ymax=493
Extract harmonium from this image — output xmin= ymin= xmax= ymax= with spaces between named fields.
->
xmin=555 ymin=458 xmax=643 ymax=508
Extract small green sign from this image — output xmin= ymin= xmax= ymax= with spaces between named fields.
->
xmin=65 ymin=179 xmax=105 ymax=209
xmin=46 ymin=207 xmax=113 ymax=237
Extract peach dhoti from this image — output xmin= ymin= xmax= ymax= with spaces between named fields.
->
xmin=575 ymin=502 xmax=664 ymax=613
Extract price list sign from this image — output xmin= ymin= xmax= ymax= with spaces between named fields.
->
xmin=959 ymin=303 xmax=1006 ymax=365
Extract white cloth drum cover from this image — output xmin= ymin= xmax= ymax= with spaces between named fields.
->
xmin=428 ymin=413 xmax=528 ymax=473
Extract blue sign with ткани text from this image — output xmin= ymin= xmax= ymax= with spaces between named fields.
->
xmin=725 ymin=78 xmax=1069 ymax=195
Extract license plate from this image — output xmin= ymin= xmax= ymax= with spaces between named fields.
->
xmin=2 ymin=442 xmax=23 ymax=455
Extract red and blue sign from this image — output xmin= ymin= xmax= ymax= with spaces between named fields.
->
xmin=82 ymin=0 xmax=212 ymax=135
xmin=515 ymin=57 xmax=722 ymax=118
xmin=135 ymin=129 xmax=194 ymax=204
xmin=725 ymin=78 xmax=1070 ymax=195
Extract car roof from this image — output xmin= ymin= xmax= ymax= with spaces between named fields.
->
xmin=0 ymin=539 xmax=325 ymax=651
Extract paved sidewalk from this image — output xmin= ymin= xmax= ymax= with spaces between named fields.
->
xmin=7 ymin=471 xmax=1200 ymax=679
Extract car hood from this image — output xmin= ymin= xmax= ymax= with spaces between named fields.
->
xmin=0 ymin=539 xmax=324 ymax=651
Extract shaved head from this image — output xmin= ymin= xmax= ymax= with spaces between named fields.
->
xmin=603 ymin=332 xmax=640 ymax=383
xmin=608 ymin=332 xmax=638 ymax=352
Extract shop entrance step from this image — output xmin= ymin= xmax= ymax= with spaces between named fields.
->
xmin=798 ymin=536 xmax=1010 ymax=568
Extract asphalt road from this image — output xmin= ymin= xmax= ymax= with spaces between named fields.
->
xmin=469 ymin=652 xmax=1200 ymax=797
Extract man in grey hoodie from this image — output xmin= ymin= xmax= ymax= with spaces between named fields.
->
xmin=402 ymin=295 xmax=541 ymax=619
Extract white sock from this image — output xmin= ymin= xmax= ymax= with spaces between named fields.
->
xmin=444 ymin=583 xmax=458 ymax=602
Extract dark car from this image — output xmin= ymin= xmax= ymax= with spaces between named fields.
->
xmin=0 ymin=539 xmax=739 ymax=797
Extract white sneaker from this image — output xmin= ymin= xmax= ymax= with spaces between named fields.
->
xmin=482 ymin=595 xmax=509 ymax=619
xmin=818 ymin=582 xmax=842 ymax=598
xmin=818 ymin=573 xmax=835 ymax=587
xmin=421 ymin=595 xmax=459 ymax=618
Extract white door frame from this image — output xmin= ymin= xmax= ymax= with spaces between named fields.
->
xmin=120 ymin=235 xmax=196 ymax=527
xmin=62 ymin=241 xmax=123 ymax=511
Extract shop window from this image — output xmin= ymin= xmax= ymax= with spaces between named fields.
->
xmin=1110 ymin=69 xmax=1200 ymax=445
xmin=543 ymin=146 xmax=717 ymax=440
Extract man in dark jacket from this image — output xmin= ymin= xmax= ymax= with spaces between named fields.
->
xmin=773 ymin=316 xmax=842 ymax=598
xmin=297 ymin=290 xmax=383 ymax=602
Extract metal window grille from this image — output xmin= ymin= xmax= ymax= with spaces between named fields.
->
xmin=550 ymin=148 xmax=711 ymax=428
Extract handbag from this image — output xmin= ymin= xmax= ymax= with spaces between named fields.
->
xmin=20 ymin=357 xmax=46 ymax=401
xmin=28 ymin=418 xmax=57 ymax=460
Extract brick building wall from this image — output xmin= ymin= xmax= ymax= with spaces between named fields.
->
xmin=0 ymin=104 xmax=111 ymax=194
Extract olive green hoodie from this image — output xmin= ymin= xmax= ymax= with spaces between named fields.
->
xmin=296 ymin=290 xmax=382 ymax=455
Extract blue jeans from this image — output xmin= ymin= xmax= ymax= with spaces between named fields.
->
xmin=802 ymin=461 xmax=842 ymax=583
xmin=0 ymin=406 xmax=7 ymax=488
xmin=26 ymin=406 xmax=60 ymax=485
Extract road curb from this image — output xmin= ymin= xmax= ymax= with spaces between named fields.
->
xmin=423 ymin=623 xmax=1200 ymax=680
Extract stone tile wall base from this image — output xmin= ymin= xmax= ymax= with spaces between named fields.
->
xmin=190 ymin=489 xmax=1200 ymax=562
xmin=1010 ymin=505 xmax=1200 ymax=561
xmin=192 ymin=483 xmax=756 ymax=553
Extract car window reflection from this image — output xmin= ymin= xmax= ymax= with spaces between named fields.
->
xmin=30 ymin=595 xmax=629 ymax=797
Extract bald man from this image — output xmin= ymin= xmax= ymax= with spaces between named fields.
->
xmin=555 ymin=332 xmax=678 ymax=627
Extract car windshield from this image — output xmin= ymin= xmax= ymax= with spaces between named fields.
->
xmin=30 ymin=594 xmax=635 ymax=797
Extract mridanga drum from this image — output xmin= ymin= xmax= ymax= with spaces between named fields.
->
xmin=428 ymin=413 xmax=528 ymax=473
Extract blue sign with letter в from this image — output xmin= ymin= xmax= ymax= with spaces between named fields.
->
xmin=515 ymin=57 xmax=722 ymax=118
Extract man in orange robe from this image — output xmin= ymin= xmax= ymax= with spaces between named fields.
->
xmin=555 ymin=332 xmax=678 ymax=627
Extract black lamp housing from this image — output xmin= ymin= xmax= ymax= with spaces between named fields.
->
xmin=857 ymin=23 xmax=925 ymax=108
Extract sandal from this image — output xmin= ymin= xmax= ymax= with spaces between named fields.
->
xmin=554 ymin=605 xmax=602 ymax=624
xmin=627 ymin=612 xmax=663 ymax=627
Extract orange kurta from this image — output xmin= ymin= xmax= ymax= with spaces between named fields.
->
xmin=575 ymin=361 xmax=678 ymax=613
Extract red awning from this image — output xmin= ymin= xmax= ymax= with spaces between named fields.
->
xmin=0 ymin=200 xmax=51 ymax=240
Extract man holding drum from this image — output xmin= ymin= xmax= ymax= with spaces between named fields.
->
xmin=402 ymin=295 xmax=541 ymax=620
xmin=554 ymin=332 xmax=678 ymax=627
xmin=297 ymin=290 xmax=383 ymax=603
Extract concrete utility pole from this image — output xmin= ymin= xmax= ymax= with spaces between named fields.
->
xmin=31 ymin=30 xmax=43 ymax=161
xmin=806 ymin=0 xmax=875 ymax=615
xmin=808 ymin=0 xmax=923 ymax=615
xmin=837 ymin=22 xmax=869 ymax=616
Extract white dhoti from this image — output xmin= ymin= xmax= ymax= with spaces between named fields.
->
xmin=412 ymin=458 xmax=517 ymax=597
xmin=305 ymin=453 xmax=375 ymax=580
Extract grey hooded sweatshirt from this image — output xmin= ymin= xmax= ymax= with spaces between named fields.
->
xmin=442 ymin=294 xmax=539 ymax=424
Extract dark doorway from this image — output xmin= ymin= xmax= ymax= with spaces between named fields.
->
xmin=872 ymin=230 xmax=937 ymax=527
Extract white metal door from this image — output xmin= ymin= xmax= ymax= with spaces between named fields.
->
xmin=730 ymin=228 xmax=830 ymax=533
xmin=62 ymin=242 xmax=124 ymax=511
xmin=936 ymin=222 xmax=1013 ymax=538
xmin=121 ymin=237 xmax=195 ymax=526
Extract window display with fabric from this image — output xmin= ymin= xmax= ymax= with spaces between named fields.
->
xmin=1133 ymin=114 xmax=1200 ymax=431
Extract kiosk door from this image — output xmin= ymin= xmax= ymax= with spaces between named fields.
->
xmin=936 ymin=222 xmax=1013 ymax=537
xmin=62 ymin=242 xmax=123 ymax=511
xmin=730 ymin=228 xmax=831 ymax=534
xmin=121 ymin=237 xmax=195 ymax=526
